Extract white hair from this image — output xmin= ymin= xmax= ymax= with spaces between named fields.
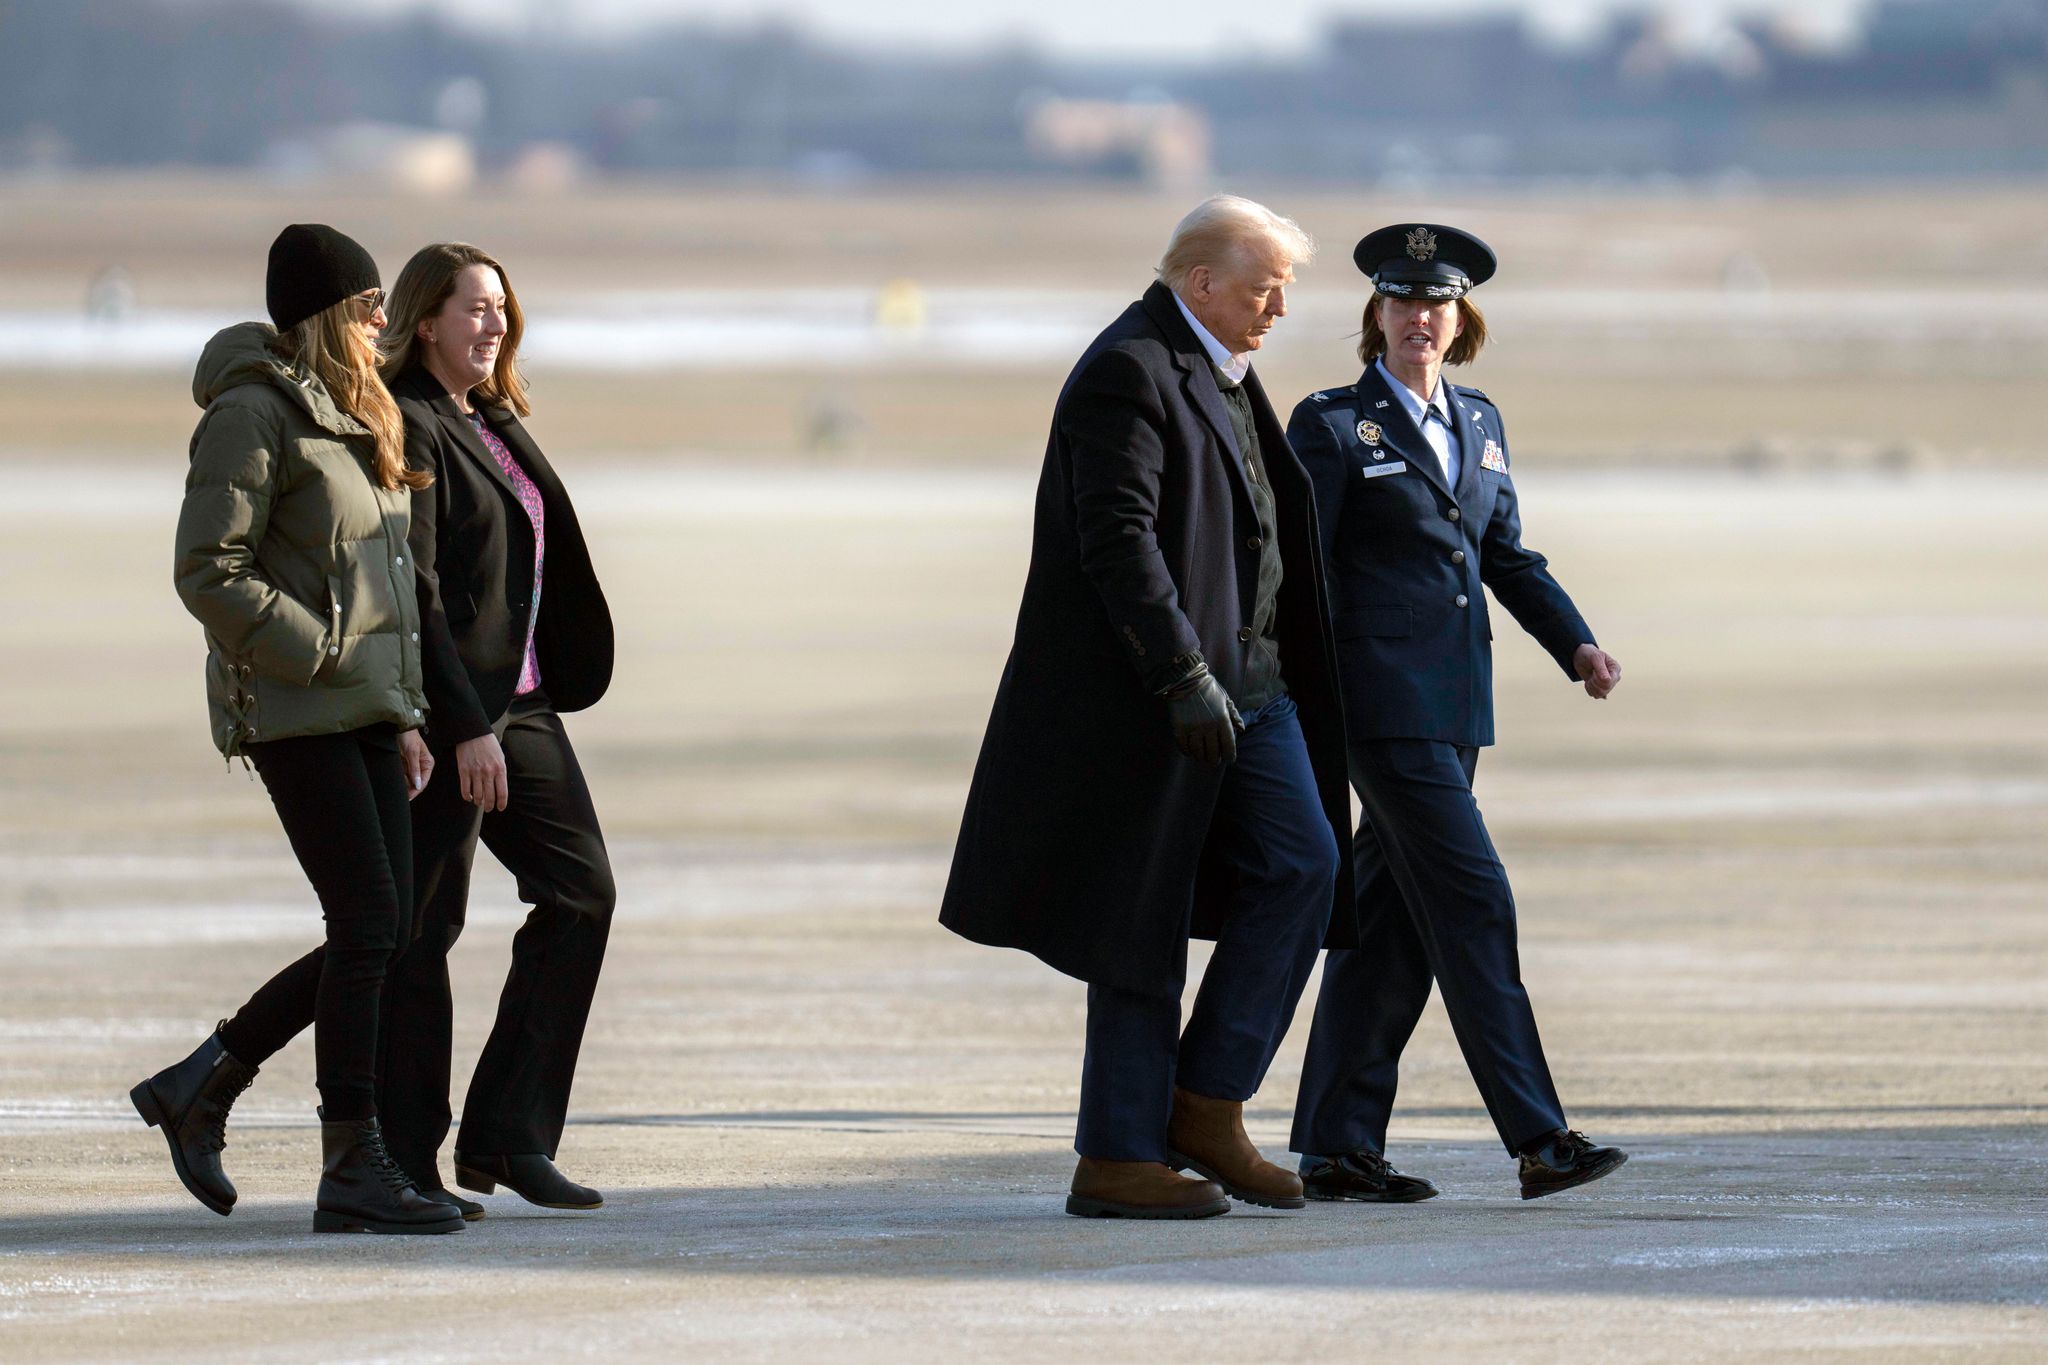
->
xmin=1157 ymin=194 xmax=1315 ymax=291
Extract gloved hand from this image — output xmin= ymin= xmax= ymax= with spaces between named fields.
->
xmin=1164 ymin=671 xmax=1244 ymax=767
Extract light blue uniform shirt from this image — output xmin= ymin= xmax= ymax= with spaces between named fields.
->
xmin=1375 ymin=356 xmax=1460 ymax=487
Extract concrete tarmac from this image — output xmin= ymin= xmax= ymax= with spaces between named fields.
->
xmin=2 ymin=467 xmax=2044 ymax=1361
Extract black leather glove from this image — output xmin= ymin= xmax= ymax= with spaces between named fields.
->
xmin=1163 ymin=671 xmax=1244 ymax=767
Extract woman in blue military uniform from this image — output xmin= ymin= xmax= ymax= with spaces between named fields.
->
xmin=1284 ymin=223 xmax=1629 ymax=1201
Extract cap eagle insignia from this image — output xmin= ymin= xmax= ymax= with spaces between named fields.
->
xmin=1405 ymin=227 xmax=1438 ymax=261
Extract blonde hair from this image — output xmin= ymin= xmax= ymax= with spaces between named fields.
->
xmin=1158 ymin=195 xmax=1315 ymax=291
xmin=272 ymin=300 xmax=425 ymax=492
xmin=380 ymin=242 xmax=530 ymax=417
xmin=1358 ymin=292 xmax=1489 ymax=367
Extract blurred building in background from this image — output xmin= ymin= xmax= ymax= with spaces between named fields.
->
xmin=1 ymin=0 xmax=2044 ymax=184
xmin=262 ymin=123 xmax=478 ymax=193
xmin=1022 ymin=96 xmax=1211 ymax=190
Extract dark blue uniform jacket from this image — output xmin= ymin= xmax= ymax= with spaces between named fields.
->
xmin=1287 ymin=364 xmax=1591 ymax=748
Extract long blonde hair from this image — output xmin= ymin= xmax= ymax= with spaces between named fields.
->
xmin=273 ymin=300 xmax=427 ymax=491
xmin=379 ymin=242 xmax=531 ymax=417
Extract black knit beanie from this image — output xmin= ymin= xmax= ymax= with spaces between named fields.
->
xmin=266 ymin=224 xmax=380 ymax=332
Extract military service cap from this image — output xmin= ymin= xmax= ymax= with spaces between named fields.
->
xmin=1353 ymin=223 xmax=1497 ymax=300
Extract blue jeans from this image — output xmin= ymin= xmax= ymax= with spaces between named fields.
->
xmin=1076 ymin=695 xmax=1340 ymax=1162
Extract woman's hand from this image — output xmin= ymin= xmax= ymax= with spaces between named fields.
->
xmin=397 ymin=729 xmax=435 ymax=801
xmin=457 ymin=732 xmax=510 ymax=812
xmin=1573 ymin=644 xmax=1622 ymax=700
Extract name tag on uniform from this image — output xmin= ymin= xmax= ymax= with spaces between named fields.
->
xmin=1359 ymin=460 xmax=1408 ymax=480
xmin=1481 ymin=441 xmax=1507 ymax=473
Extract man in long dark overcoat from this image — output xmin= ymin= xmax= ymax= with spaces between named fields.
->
xmin=940 ymin=196 xmax=1355 ymax=1220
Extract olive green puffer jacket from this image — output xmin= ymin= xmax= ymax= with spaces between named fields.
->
xmin=175 ymin=322 xmax=427 ymax=758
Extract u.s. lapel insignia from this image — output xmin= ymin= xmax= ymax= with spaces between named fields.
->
xmin=1356 ymin=420 xmax=1382 ymax=445
xmin=1374 ymin=399 xmax=1390 ymax=409
xmin=1481 ymin=439 xmax=1507 ymax=473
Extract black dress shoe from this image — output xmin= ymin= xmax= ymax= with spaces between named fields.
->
xmin=1300 ymin=1150 xmax=1439 ymax=1203
xmin=1517 ymin=1129 xmax=1628 ymax=1200
xmin=416 ymin=1183 xmax=486 ymax=1221
xmin=399 ymin=1158 xmax=486 ymax=1220
xmin=454 ymin=1152 xmax=603 ymax=1209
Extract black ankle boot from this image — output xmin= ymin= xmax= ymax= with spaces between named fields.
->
xmin=313 ymin=1113 xmax=467 ymax=1235
xmin=129 ymin=1023 xmax=258 ymax=1217
xmin=454 ymin=1151 xmax=604 ymax=1209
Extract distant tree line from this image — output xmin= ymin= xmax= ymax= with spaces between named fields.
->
xmin=2 ymin=0 xmax=2044 ymax=180
xmin=0 ymin=0 xmax=1098 ymax=173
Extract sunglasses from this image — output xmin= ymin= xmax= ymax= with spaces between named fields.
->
xmin=349 ymin=288 xmax=387 ymax=319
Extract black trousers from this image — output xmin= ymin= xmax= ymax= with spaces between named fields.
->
xmin=217 ymin=725 xmax=415 ymax=1121
xmin=1075 ymin=696 xmax=1339 ymax=1163
xmin=1292 ymin=739 xmax=1566 ymax=1159
xmin=379 ymin=693 xmax=615 ymax=1180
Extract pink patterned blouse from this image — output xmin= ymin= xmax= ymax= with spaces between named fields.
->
xmin=468 ymin=411 xmax=544 ymax=695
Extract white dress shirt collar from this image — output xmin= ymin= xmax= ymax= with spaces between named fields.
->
xmin=1375 ymin=356 xmax=1460 ymax=485
xmin=1375 ymin=356 xmax=1451 ymax=425
xmin=1172 ymin=291 xmax=1251 ymax=385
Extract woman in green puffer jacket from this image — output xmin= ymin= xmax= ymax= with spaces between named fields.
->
xmin=131 ymin=225 xmax=465 ymax=1236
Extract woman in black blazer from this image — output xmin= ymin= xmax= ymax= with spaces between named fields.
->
xmin=376 ymin=242 xmax=616 ymax=1215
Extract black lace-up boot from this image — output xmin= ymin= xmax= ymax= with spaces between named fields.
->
xmin=313 ymin=1112 xmax=467 ymax=1235
xmin=130 ymin=1024 xmax=259 ymax=1216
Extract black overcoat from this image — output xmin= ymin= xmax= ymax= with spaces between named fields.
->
xmin=940 ymin=282 xmax=1355 ymax=998
xmin=392 ymin=363 xmax=614 ymax=746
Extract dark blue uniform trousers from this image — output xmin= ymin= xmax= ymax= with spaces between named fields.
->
xmin=1077 ymin=696 xmax=1339 ymax=1163
xmin=1292 ymin=739 xmax=1566 ymax=1159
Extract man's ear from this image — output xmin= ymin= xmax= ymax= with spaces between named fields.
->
xmin=1186 ymin=264 xmax=1211 ymax=299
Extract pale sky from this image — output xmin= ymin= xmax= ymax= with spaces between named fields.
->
xmin=281 ymin=0 xmax=1872 ymax=59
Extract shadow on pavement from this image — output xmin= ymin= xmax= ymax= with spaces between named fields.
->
xmin=601 ymin=1102 xmax=2046 ymax=1127
xmin=5 ymin=1121 xmax=2045 ymax=1309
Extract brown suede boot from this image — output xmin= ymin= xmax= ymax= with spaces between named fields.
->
xmin=1165 ymin=1087 xmax=1306 ymax=1209
xmin=1066 ymin=1158 xmax=1231 ymax=1219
